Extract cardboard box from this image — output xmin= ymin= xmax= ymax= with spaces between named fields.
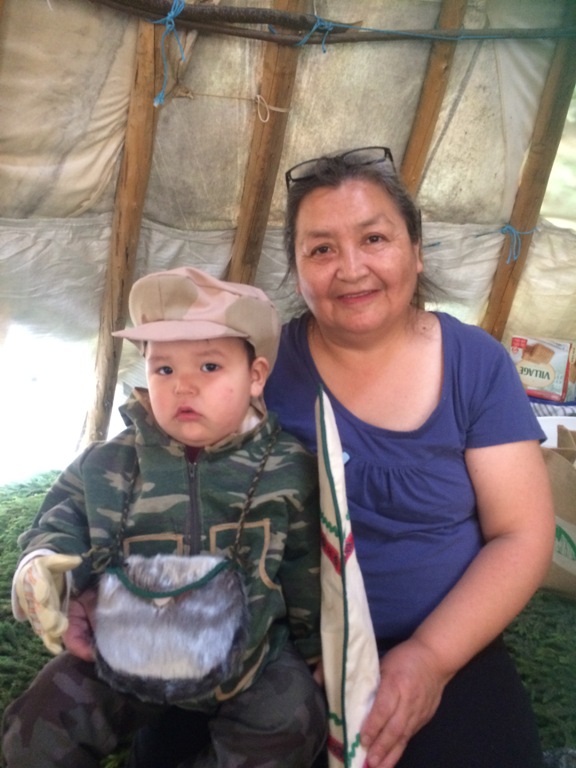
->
xmin=510 ymin=336 xmax=576 ymax=402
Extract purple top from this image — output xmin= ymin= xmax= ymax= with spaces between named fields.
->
xmin=265 ymin=312 xmax=545 ymax=640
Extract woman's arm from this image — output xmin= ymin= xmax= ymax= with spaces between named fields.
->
xmin=361 ymin=439 xmax=555 ymax=768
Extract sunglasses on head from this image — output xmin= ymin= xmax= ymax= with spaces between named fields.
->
xmin=285 ymin=146 xmax=395 ymax=189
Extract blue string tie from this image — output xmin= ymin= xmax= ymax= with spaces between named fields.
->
xmin=152 ymin=0 xmax=186 ymax=107
xmin=501 ymin=224 xmax=536 ymax=264
xmin=293 ymin=15 xmax=344 ymax=53
xmin=282 ymin=14 xmax=528 ymax=52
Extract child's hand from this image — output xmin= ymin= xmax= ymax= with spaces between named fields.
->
xmin=63 ymin=589 xmax=97 ymax=661
xmin=14 ymin=553 xmax=82 ymax=654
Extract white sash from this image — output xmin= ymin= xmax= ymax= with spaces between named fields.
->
xmin=315 ymin=390 xmax=380 ymax=767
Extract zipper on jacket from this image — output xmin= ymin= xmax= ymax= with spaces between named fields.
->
xmin=186 ymin=453 xmax=202 ymax=555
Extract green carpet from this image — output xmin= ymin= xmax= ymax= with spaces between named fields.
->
xmin=0 ymin=472 xmax=127 ymax=768
xmin=1 ymin=472 xmax=576 ymax=765
xmin=0 ymin=473 xmax=58 ymax=712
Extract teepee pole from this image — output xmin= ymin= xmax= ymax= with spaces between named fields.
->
xmin=401 ymin=0 xmax=468 ymax=197
xmin=84 ymin=19 xmax=159 ymax=443
xmin=481 ymin=2 xmax=576 ymax=340
xmin=225 ymin=0 xmax=306 ymax=286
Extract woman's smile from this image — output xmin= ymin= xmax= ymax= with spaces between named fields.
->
xmin=337 ymin=288 xmax=380 ymax=303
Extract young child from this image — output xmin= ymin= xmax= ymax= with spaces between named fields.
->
xmin=2 ymin=267 xmax=325 ymax=768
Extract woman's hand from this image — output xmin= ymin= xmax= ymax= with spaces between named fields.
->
xmin=360 ymin=638 xmax=448 ymax=768
xmin=62 ymin=588 xmax=98 ymax=661
xmin=312 ymin=660 xmax=325 ymax=686
xmin=361 ymin=439 xmax=554 ymax=768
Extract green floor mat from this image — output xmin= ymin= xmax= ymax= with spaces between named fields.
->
xmin=1 ymin=472 xmax=575 ymax=762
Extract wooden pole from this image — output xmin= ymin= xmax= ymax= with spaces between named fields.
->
xmin=400 ymin=0 xmax=468 ymax=196
xmin=481 ymin=2 xmax=576 ymax=340
xmin=225 ymin=0 xmax=306 ymax=285
xmin=89 ymin=1 xmax=576 ymax=45
xmin=84 ymin=19 xmax=159 ymax=443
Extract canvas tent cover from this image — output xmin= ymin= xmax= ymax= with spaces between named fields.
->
xmin=0 ymin=0 xmax=575 ymax=479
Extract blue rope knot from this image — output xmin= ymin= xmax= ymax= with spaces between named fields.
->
xmin=295 ymin=15 xmax=339 ymax=53
xmin=152 ymin=0 xmax=187 ymax=107
xmin=501 ymin=224 xmax=536 ymax=264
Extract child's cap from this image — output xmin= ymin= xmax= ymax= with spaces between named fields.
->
xmin=113 ymin=267 xmax=281 ymax=367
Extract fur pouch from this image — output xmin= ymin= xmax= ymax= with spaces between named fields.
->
xmin=94 ymin=554 xmax=249 ymax=704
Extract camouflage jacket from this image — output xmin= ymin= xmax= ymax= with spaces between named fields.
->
xmin=19 ymin=389 xmax=321 ymax=702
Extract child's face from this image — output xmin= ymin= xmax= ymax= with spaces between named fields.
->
xmin=145 ymin=337 xmax=269 ymax=447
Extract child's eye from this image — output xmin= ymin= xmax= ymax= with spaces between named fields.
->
xmin=201 ymin=362 xmax=220 ymax=373
xmin=157 ymin=365 xmax=173 ymax=376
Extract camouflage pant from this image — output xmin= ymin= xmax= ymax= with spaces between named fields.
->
xmin=1 ymin=644 xmax=327 ymax=768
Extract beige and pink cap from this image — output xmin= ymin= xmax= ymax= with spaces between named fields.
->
xmin=113 ymin=267 xmax=281 ymax=368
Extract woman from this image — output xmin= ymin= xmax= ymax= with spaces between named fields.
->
xmin=263 ymin=146 xmax=555 ymax=768
xmin=67 ymin=147 xmax=554 ymax=768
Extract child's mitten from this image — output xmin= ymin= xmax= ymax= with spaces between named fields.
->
xmin=14 ymin=553 xmax=82 ymax=654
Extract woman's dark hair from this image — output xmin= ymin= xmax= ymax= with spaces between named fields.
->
xmin=284 ymin=154 xmax=423 ymax=273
